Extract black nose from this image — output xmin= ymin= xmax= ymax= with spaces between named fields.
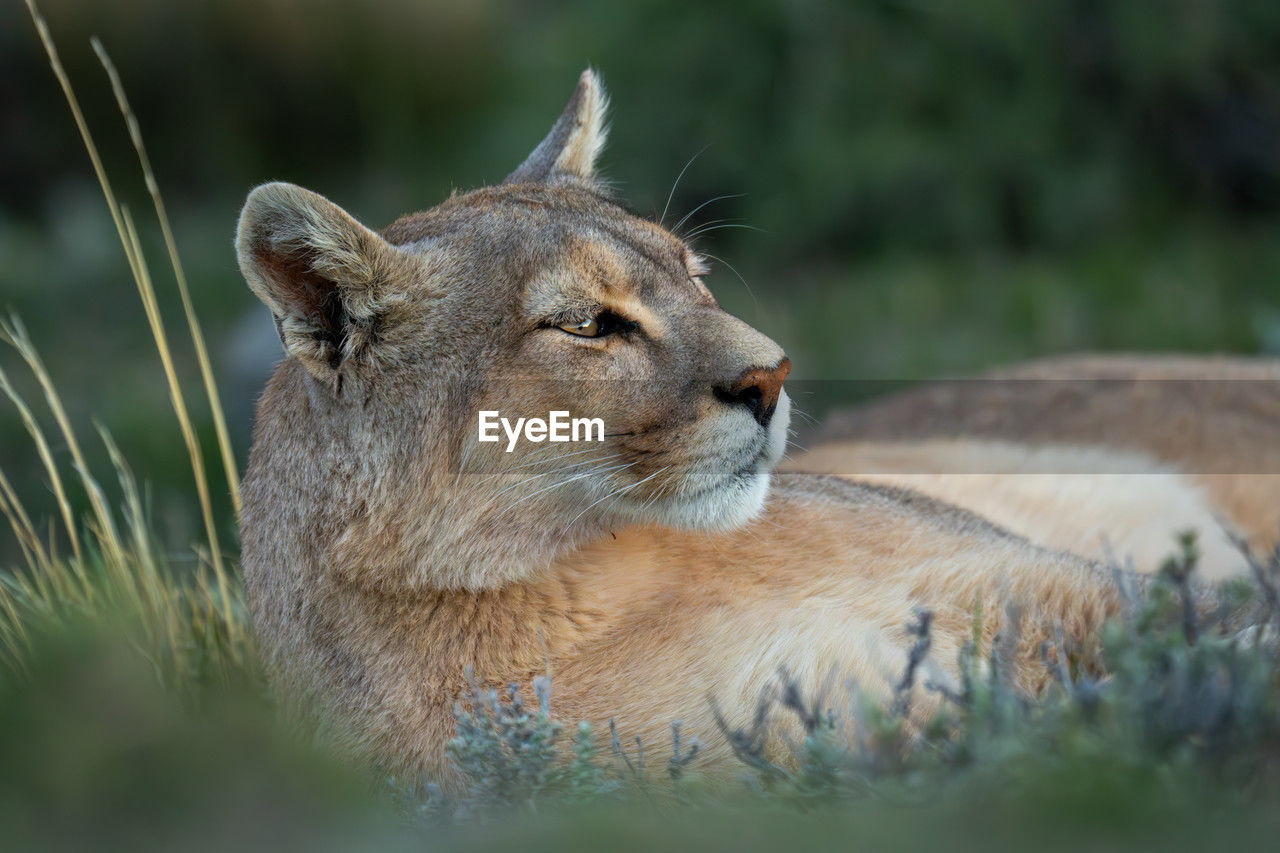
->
xmin=714 ymin=358 xmax=791 ymax=427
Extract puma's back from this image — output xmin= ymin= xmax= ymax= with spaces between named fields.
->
xmin=801 ymin=354 xmax=1280 ymax=567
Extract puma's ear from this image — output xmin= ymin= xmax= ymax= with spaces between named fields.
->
xmin=236 ymin=182 xmax=414 ymax=382
xmin=505 ymin=68 xmax=609 ymax=186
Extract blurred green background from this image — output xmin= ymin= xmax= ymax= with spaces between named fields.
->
xmin=3 ymin=0 xmax=1279 ymax=552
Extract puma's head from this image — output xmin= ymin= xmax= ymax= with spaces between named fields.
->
xmin=237 ymin=70 xmax=791 ymax=590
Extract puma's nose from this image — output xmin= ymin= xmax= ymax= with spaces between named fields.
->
xmin=715 ymin=357 xmax=792 ymax=427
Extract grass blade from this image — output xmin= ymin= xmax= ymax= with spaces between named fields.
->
xmin=91 ymin=38 xmax=242 ymax=517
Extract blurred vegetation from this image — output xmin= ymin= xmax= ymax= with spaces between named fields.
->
xmin=0 ymin=624 xmax=413 ymax=853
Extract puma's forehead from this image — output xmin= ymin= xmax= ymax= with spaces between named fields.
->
xmin=381 ymin=182 xmax=709 ymax=306
xmin=381 ymin=183 xmax=671 ymax=250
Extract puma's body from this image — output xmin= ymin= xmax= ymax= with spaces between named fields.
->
xmin=247 ymin=366 xmax=1119 ymax=778
xmin=799 ymin=355 xmax=1280 ymax=577
xmin=237 ymin=72 xmax=1251 ymax=784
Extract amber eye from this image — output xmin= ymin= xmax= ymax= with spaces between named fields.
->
xmin=559 ymin=317 xmax=601 ymax=337
xmin=556 ymin=312 xmax=637 ymax=339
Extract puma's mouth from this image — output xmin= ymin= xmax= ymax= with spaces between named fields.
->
xmin=618 ymin=407 xmax=790 ymax=531
xmin=602 ymin=388 xmax=791 ymax=532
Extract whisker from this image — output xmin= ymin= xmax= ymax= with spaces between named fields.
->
xmin=454 ymin=439 xmax=476 ymax=487
xmin=661 ymin=145 xmax=711 ymax=226
xmin=460 ymin=438 xmax=600 ymax=484
xmin=477 ymin=458 xmax=625 ymax=499
xmin=686 ymin=222 xmax=764 ymax=240
xmin=488 ymin=445 xmax=623 ymax=475
xmin=599 ymin=466 xmax=670 ymax=518
xmin=492 ymin=460 xmax=637 ymax=518
xmin=682 ymin=217 xmax=737 ymax=238
xmin=789 ymin=406 xmax=819 ymax=426
xmin=699 ymin=251 xmax=759 ymax=317
xmin=558 ymin=465 xmax=671 ymax=542
xmin=638 ymin=477 xmax=673 ymax=514
xmin=673 ymin=193 xmax=745 ymax=235
xmin=484 ymin=453 xmax=627 ymax=499
xmin=491 ymin=454 xmax=628 ymax=497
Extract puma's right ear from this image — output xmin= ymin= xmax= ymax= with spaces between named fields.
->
xmin=236 ymin=182 xmax=414 ymax=382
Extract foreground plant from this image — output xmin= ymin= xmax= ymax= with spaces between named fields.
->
xmin=0 ymin=318 xmax=250 ymax=687
xmin=0 ymin=1 xmax=248 ymax=686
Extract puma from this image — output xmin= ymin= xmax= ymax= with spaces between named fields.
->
xmin=237 ymin=70 xmax=1260 ymax=784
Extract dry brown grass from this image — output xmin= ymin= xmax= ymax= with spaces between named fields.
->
xmin=0 ymin=1 xmax=249 ymax=683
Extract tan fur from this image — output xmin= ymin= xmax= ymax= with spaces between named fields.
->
xmin=804 ymin=354 xmax=1280 ymax=560
xmin=792 ymin=440 xmax=1249 ymax=579
xmin=236 ymin=74 xmax=1247 ymax=785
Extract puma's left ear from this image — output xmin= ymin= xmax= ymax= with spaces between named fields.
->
xmin=505 ymin=68 xmax=609 ymax=186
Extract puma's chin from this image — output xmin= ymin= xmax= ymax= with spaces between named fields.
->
xmin=680 ymin=468 xmax=773 ymax=530
xmin=617 ymin=468 xmax=772 ymax=531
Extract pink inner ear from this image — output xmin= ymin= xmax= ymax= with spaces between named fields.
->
xmin=253 ymin=241 xmax=346 ymax=341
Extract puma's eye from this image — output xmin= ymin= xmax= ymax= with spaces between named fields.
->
xmin=560 ymin=317 xmax=601 ymax=337
xmin=556 ymin=312 xmax=637 ymax=339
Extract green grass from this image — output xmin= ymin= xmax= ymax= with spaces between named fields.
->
xmin=6 ymin=2 xmax=1280 ymax=850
